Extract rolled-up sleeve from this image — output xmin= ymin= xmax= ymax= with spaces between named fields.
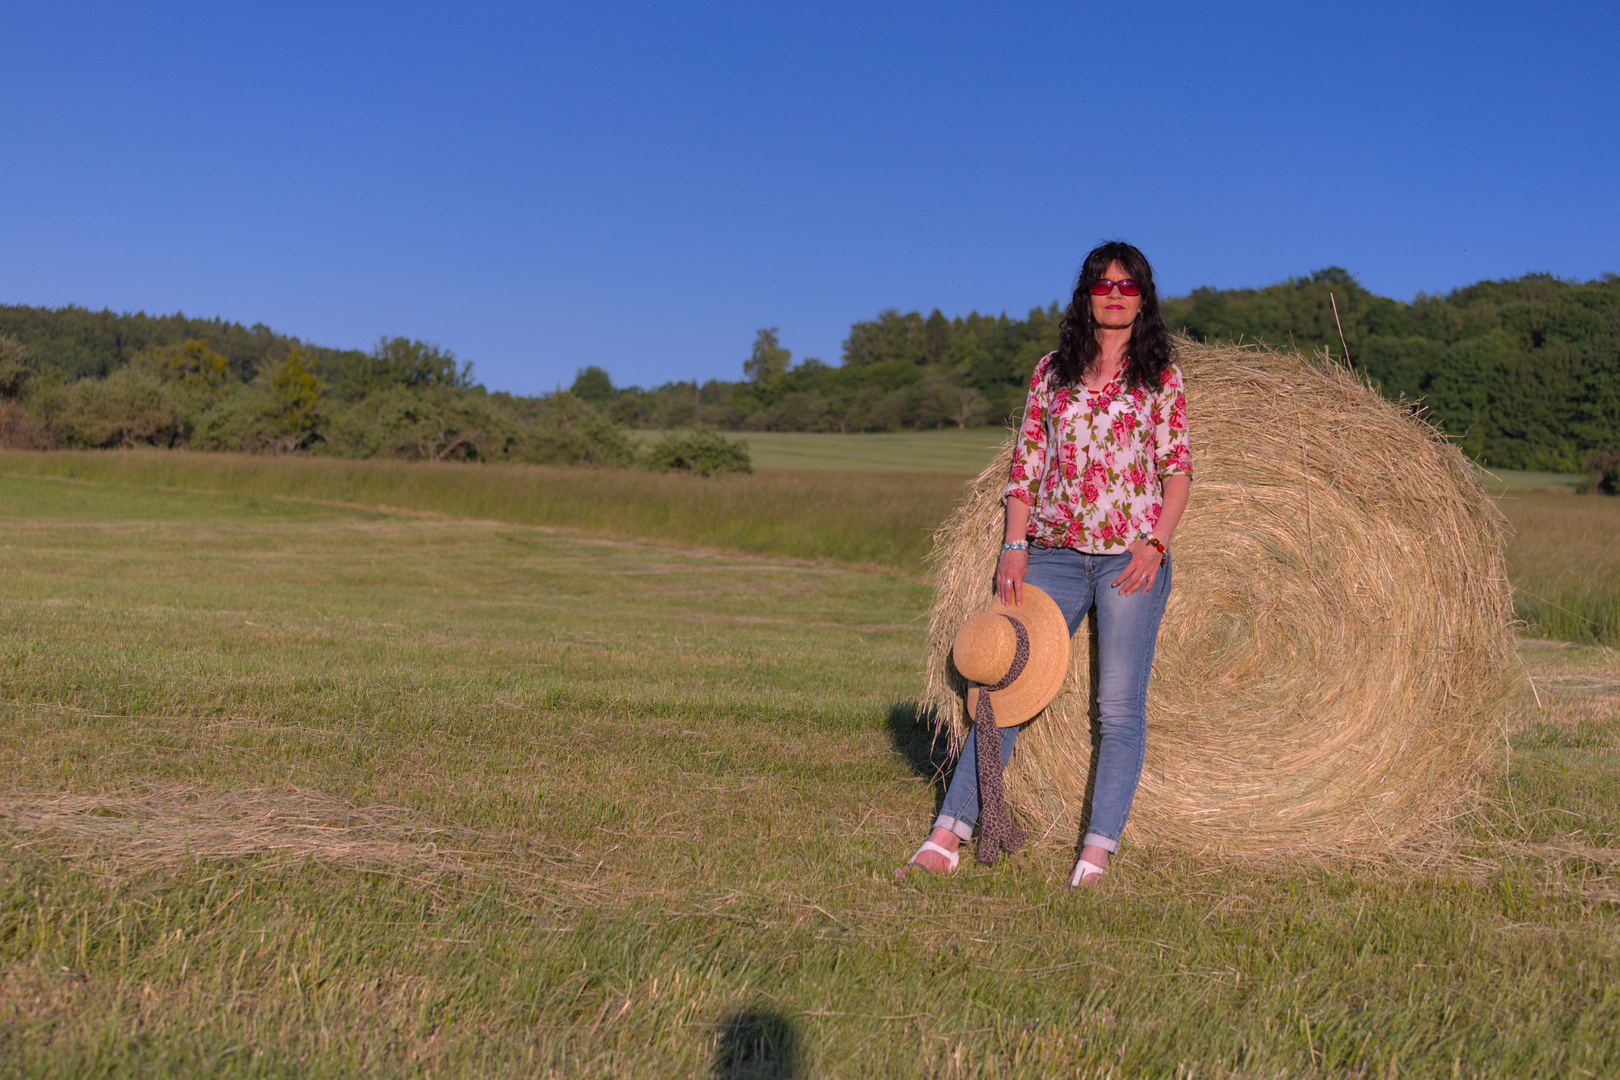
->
xmin=1152 ymin=363 xmax=1193 ymax=480
xmin=1004 ymin=358 xmax=1052 ymax=506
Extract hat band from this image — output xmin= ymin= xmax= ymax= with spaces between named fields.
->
xmin=980 ymin=614 xmax=1029 ymax=693
xmin=972 ymin=614 xmax=1030 ymax=864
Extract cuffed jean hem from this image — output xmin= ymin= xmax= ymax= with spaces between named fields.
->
xmin=1081 ymin=832 xmax=1120 ymax=854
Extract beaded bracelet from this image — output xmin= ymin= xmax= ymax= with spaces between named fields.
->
xmin=1001 ymin=542 xmax=1028 ymax=551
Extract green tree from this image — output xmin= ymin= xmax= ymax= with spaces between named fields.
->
xmin=744 ymin=328 xmax=791 ymax=383
xmin=343 ymin=338 xmax=474 ymax=395
xmin=0 ymin=303 xmax=354 ymax=382
xmin=843 ymin=310 xmax=928 ymax=367
xmin=150 ymin=339 xmax=230 ymax=391
xmin=498 ymin=392 xmax=635 ymax=466
xmin=641 ymin=428 xmax=752 ymax=476
xmin=58 ymin=366 xmax=189 ymax=449
xmin=265 ymin=348 xmax=327 ymax=450
xmin=570 ymin=365 xmax=616 ymax=404
xmin=0 ymin=335 xmax=36 ymax=400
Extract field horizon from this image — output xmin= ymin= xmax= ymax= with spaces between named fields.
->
xmin=632 ymin=427 xmax=1599 ymax=491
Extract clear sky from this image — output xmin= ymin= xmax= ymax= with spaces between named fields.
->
xmin=3 ymin=1 xmax=1615 ymax=394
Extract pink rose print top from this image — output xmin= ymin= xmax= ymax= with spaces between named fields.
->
xmin=1004 ymin=353 xmax=1192 ymax=553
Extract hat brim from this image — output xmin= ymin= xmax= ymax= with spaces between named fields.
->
xmin=964 ymin=584 xmax=1071 ymax=727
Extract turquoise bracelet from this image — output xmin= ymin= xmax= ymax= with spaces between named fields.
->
xmin=1002 ymin=542 xmax=1028 ymax=551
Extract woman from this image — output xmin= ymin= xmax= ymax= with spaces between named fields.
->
xmin=900 ymin=241 xmax=1192 ymax=887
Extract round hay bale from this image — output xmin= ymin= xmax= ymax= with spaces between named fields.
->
xmin=923 ymin=339 xmax=1515 ymax=855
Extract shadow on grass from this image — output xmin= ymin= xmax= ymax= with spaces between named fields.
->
xmin=885 ymin=612 xmax=1108 ymax=854
xmin=713 ymin=1006 xmax=802 ymax=1080
xmin=886 ymin=701 xmax=954 ymax=794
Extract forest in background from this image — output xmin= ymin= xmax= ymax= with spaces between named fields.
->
xmin=0 ymin=316 xmax=635 ymax=467
xmin=581 ymin=269 xmax=1619 ymax=473
xmin=2 ymin=268 xmax=1617 ymax=473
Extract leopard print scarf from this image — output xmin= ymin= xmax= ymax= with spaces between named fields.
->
xmin=972 ymin=614 xmax=1030 ymax=865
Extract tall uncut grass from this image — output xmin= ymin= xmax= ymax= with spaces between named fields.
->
xmin=4 ymin=448 xmax=1619 ymax=643
xmin=1502 ymin=491 xmax=1620 ymax=645
xmin=0 ymin=448 xmax=965 ymax=572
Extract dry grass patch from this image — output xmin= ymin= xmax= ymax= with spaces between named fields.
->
xmin=1498 ymin=492 xmax=1620 ymax=645
xmin=0 ymin=783 xmax=479 ymax=878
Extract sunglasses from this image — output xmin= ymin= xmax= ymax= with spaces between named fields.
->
xmin=1089 ymin=278 xmax=1142 ymax=296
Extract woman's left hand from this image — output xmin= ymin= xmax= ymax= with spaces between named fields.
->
xmin=1112 ymin=538 xmax=1164 ymax=596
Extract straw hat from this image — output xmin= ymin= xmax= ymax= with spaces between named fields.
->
xmin=954 ymin=584 xmax=1071 ymax=727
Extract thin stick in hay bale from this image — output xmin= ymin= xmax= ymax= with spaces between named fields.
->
xmin=923 ymin=338 xmax=1515 ymax=856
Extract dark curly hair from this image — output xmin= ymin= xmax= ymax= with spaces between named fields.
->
xmin=1049 ymin=241 xmax=1173 ymax=391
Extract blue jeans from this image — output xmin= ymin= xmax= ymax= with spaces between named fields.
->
xmin=934 ymin=545 xmax=1171 ymax=854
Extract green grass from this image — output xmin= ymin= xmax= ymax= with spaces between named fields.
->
xmin=1475 ymin=467 xmax=1589 ymax=495
xmin=1500 ymin=492 xmax=1620 ymax=645
xmin=0 ymin=449 xmax=968 ymax=573
xmin=8 ymin=447 xmax=1620 ymax=645
xmin=629 ymin=429 xmax=1012 ymax=475
xmin=636 ymin=436 xmax=1594 ymax=491
xmin=2 ymin=471 xmax=1620 ymax=1077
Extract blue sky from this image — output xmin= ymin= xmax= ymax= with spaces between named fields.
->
xmin=3 ymin=1 xmax=1615 ymax=394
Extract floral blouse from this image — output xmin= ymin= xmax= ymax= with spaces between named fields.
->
xmin=1004 ymin=353 xmax=1192 ymax=553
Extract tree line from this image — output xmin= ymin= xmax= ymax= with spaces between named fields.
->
xmin=578 ymin=270 xmax=1619 ymax=473
xmin=1164 ymin=269 xmax=1619 ymax=471
xmin=0 ymin=308 xmax=632 ymax=466
xmin=4 ymin=268 xmax=1618 ymax=473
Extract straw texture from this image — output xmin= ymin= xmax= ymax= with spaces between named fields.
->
xmin=924 ymin=340 xmax=1516 ymax=855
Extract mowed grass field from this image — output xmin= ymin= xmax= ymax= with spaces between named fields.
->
xmin=0 ymin=448 xmax=1618 ymax=1078
xmin=5 ymin=445 xmax=1616 ymax=646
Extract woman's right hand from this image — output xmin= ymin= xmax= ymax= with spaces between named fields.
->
xmin=996 ymin=547 xmax=1028 ymax=606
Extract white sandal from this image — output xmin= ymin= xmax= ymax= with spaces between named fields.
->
xmin=1068 ymin=858 xmax=1107 ymax=889
xmin=898 ymin=839 xmax=960 ymax=877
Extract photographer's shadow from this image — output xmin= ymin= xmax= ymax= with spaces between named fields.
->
xmin=713 ymin=1006 xmax=801 ymax=1079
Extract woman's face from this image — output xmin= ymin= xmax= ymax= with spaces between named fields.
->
xmin=1089 ymin=259 xmax=1143 ymax=331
